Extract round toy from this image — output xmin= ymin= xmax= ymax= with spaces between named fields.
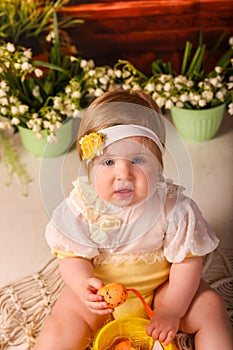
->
xmin=97 ymin=282 xmax=128 ymax=308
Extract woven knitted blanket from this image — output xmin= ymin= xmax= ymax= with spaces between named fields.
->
xmin=0 ymin=248 xmax=232 ymax=350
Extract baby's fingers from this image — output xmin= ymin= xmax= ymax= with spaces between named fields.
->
xmin=87 ymin=300 xmax=114 ymax=315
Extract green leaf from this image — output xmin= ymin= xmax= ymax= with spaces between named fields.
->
xmin=187 ymin=44 xmax=205 ymax=78
xmin=181 ymin=41 xmax=192 ymax=75
xmin=216 ymin=47 xmax=233 ymax=68
xmin=204 ymin=32 xmax=226 ymax=66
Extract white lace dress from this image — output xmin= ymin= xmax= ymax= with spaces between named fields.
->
xmin=45 ymin=176 xmax=219 ymax=318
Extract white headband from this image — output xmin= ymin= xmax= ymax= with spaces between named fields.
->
xmin=99 ymin=124 xmax=164 ymax=154
xmin=79 ymin=124 xmax=164 ymax=161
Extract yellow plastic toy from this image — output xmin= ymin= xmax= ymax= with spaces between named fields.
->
xmin=93 ymin=316 xmax=177 ymax=350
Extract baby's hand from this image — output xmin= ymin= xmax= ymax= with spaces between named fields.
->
xmin=146 ymin=305 xmax=180 ymax=345
xmin=81 ymin=277 xmax=114 ymax=315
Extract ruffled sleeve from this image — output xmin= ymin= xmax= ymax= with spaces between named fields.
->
xmin=164 ymin=195 xmax=219 ymax=263
xmin=45 ymin=193 xmax=99 ymax=259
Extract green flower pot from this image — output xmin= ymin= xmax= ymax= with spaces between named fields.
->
xmin=18 ymin=119 xmax=73 ymax=158
xmin=170 ymin=104 xmax=225 ymax=142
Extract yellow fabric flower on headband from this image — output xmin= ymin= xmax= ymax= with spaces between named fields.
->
xmin=79 ymin=132 xmax=105 ymax=160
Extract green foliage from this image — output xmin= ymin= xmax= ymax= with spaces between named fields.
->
xmin=0 ymin=0 xmax=82 ymax=45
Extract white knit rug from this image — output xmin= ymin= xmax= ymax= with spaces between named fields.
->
xmin=0 ymin=248 xmax=232 ymax=350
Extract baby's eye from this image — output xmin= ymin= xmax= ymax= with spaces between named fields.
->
xmin=104 ymin=159 xmax=114 ymax=166
xmin=132 ymin=156 xmax=144 ymax=164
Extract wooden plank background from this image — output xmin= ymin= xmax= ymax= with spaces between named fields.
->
xmin=59 ymin=0 xmax=233 ymax=74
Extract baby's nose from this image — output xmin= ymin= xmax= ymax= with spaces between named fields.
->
xmin=116 ymin=159 xmax=132 ymax=179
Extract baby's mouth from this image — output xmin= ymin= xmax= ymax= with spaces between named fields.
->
xmin=114 ymin=181 xmax=134 ymax=198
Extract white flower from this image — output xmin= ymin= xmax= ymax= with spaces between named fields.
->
xmin=23 ymin=49 xmax=32 ymax=59
xmin=0 ymin=107 xmax=7 ymax=115
xmin=0 ymin=81 xmax=7 ymax=89
xmin=145 ymin=83 xmax=154 ymax=92
xmin=180 ymin=94 xmax=189 ymax=102
xmin=171 ymin=96 xmax=178 ymax=103
xmin=11 ymin=106 xmax=18 ymax=114
xmin=6 ymin=43 xmax=15 ymax=52
xmin=0 ymin=89 xmax=6 ymax=98
xmin=14 ymin=63 xmax=21 ymax=70
xmin=32 ymin=124 xmax=41 ymax=133
xmin=95 ymin=88 xmax=104 ymax=97
xmin=107 ymin=68 xmax=114 ymax=76
xmin=99 ymin=76 xmax=108 ymax=85
xmin=131 ymin=83 xmax=141 ymax=91
xmin=198 ymin=99 xmax=207 ymax=107
xmin=71 ymin=91 xmax=81 ymax=98
xmin=65 ymin=86 xmax=72 ymax=94
xmin=159 ymin=74 xmax=171 ymax=84
xmin=209 ymin=77 xmax=220 ymax=87
xmin=214 ymin=66 xmax=222 ymax=74
xmin=122 ymin=70 xmax=131 ymax=79
xmin=11 ymin=117 xmax=20 ymax=125
xmin=32 ymin=86 xmax=40 ymax=98
xmin=69 ymin=56 xmax=76 ymax=63
xmin=155 ymin=83 xmax=163 ymax=92
xmin=9 ymin=96 xmax=18 ymax=104
xmin=229 ymin=36 xmax=233 ymax=47
xmin=46 ymin=31 xmax=55 ymax=42
xmin=165 ymin=100 xmax=174 ymax=109
xmin=114 ymin=69 xmax=122 ymax=78
xmin=80 ymin=59 xmax=88 ymax=68
xmin=53 ymin=96 xmax=62 ymax=109
xmin=43 ymin=121 xmax=51 ymax=129
xmin=155 ymin=97 xmax=166 ymax=108
xmin=228 ymin=103 xmax=233 ymax=115
xmin=201 ymin=90 xmax=213 ymax=101
xmin=19 ymin=104 xmax=29 ymax=113
xmin=34 ymin=68 xmax=43 ymax=77
xmin=176 ymin=101 xmax=184 ymax=108
xmin=21 ymin=62 xmax=32 ymax=71
xmin=88 ymin=69 xmax=95 ymax=77
xmin=215 ymin=90 xmax=225 ymax=101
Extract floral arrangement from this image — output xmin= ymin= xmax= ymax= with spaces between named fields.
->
xmin=0 ymin=44 xmax=90 ymax=141
xmin=0 ymin=19 xmax=232 ymax=194
xmin=0 ymin=0 xmax=82 ymax=50
xmin=144 ymin=35 xmax=233 ymax=113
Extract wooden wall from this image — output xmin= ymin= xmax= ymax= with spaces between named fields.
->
xmin=60 ymin=0 xmax=233 ymax=74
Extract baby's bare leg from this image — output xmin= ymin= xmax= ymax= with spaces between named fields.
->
xmin=153 ymin=279 xmax=232 ymax=350
xmin=33 ymin=286 xmax=111 ymax=350
xmin=180 ymin=280 xmax=233 ymax=350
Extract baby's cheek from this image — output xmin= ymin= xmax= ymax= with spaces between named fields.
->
xmin=143 ymin=169 xmax=158 ymax=196
xmin=92 ymin=171 xmax=111 ymax=202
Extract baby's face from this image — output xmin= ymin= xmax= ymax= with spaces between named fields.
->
xmin=90 ymin=137 xmax=161 ymax=207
